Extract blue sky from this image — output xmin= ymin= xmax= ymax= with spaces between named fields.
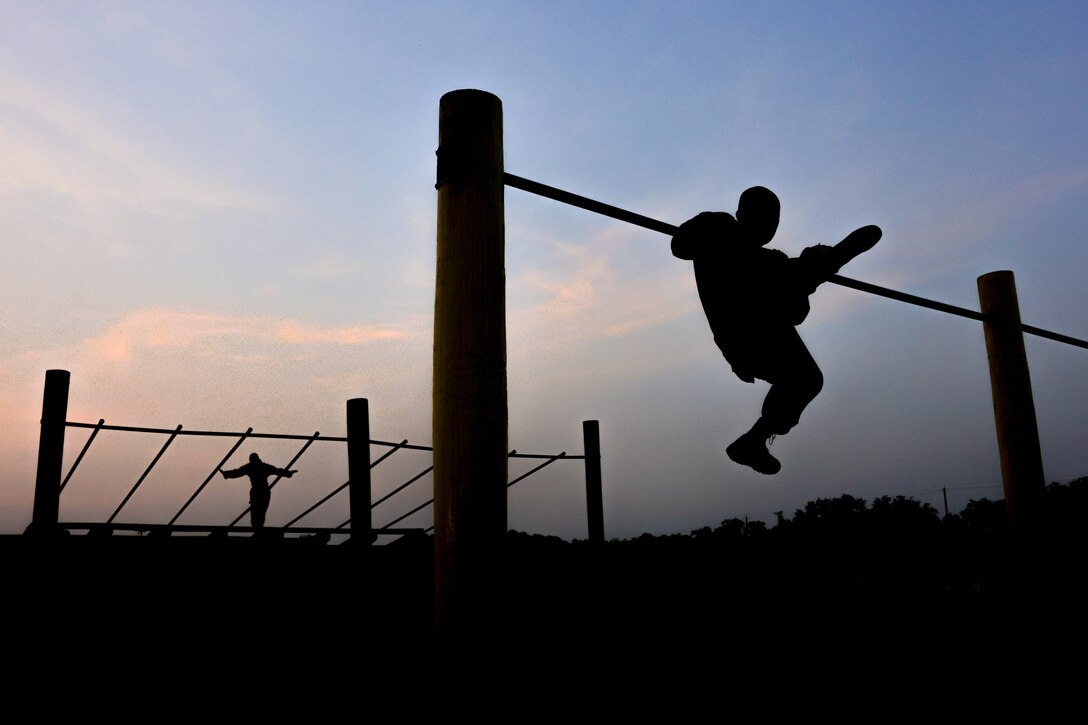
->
xmin=2 ymin=1 xmax=1087 ymax=538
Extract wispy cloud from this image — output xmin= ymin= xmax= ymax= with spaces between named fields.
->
xmin=274 ymin=320 xmax=404 ymax=345
xmin=2 ymin=307 xmax=429 ymax=453
xmin=507 ymin=224 xmax=701 ymax=356
xmin=82 ymin=308 xmax=407 ymax=364
xmin=0 ymin=69 xmax=273 ymax=214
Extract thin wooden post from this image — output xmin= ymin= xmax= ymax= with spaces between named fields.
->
xmin=30 ymin=369 xmax=70 ymax=534
xmin=347 ymin=398 xmax=373 ymax=544
xmin=434 ymin=89 xmax=508 ymax=674
xmin=977 ymin=271 xmax=1045 ymax=532
xmin=583 ymin=420 xmax=604 ymax=543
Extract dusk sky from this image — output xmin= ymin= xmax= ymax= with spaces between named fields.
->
xmin=2 ymin=1 xmax=1087 ymax=539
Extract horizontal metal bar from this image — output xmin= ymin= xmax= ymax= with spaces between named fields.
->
xmin=62 ymin=422 xmax=433 ymax=451
xmin=59 ymin=522 xmax=423 ymax=536
xmin=61 ymin=422 xmax=601 ymax=460
xmin=829 ymin=274 xmax=985 ymax=322
xmin=1022 ymin=323 xmax=1088 ymax=350
xmin=506 ymin=172 xmax=678 ymax=236
xmin=509 ymin=451 xmax=585 ymax=460
xmin=508 ymin=453 xmax=566 ymax=488
xmin=506 ymin=172 xmax=1088 ymax=350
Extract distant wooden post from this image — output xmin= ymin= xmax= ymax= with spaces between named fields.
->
xmin=434 ymin=89 xmax=508 ymax=667
xmin=31 ymin=369 xmax=70 ymax=534
xmin=347 ymin=398 xmax=373 ymax=544
xmin=977 ymin=271 xmax=1045 ymax=532
xmin=583 ymin=420 xmax=604 ymax=543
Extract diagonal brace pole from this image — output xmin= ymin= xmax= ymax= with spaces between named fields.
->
xmin=169 ymin=428 xmax=252 ymax=525
xmin=108 ymin=425 xmax=182 ymax=524
xmin=60 ymin=418 xmax=105 ymax=493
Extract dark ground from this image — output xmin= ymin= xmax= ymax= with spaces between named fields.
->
xmin=4 ymin=486 xmax=1086 ymax=714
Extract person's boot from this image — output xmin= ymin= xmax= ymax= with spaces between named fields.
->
xmin=726 ymin=429 xmax=781 ymax=474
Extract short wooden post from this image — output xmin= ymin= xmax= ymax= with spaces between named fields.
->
xmin=31 ymin=369 xmax=70 ymax=534
xmin=347 ymin=398 xmax=373 ymax=544
xmin=977 ymin=271 xmax=1045 ymax=532
xmin=583 ymin=420 xmax=604 ymax=543
xmin=433 ymin=89 xmax=508 ymax=671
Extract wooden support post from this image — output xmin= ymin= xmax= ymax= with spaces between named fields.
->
xmin=30 ymin=369 xmax=70 ymax=534
xmin=434 ymin=89 xmax=508 ymax=672
xmin=583 ymin=420 xmax=604 ymax=543
xmin=977 ymin=271 xmax=1045 ymax=532
xmin=347 ymin=398 xmax=373 ymax=544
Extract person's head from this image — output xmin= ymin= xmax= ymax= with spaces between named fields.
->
xmin=249 ymin=452 xmax=261 ymax=464
xmin=736 ymin=186 xmax=780 ymax=246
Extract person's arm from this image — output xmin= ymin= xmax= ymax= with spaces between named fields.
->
xmin=793 ymin=244 xmax=839 ymax=293
xmin=220 ymin=467 xmax=243 ymax=479
xmin=671 ymin=211 xmax=736 ymax=261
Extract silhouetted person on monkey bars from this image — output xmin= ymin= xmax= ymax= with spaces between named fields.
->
xmin=672 ymin=186 xmax=881 ymax=474
xmin=221 ymin=452 xmax=297 ymax=529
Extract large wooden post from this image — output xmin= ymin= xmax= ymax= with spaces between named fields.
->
xmin=433 ymin=89 xmax=508 ymax=669
xmin=583 ymin=420 xmax=604 ymax=543
xmin=346 ymin=398 xmax=372 ymax=544
xmin=977 ymin=271 xmax=1045 ymax=532
xmin=30 ymin=369 xmax=70 ymax=534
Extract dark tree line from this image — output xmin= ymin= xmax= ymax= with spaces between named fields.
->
xmin=7 ymin=479 xmax=1083 ymax=708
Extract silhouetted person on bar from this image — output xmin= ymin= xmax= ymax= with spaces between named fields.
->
xmin=672 ymin=186 xmax=881 ymax=474
xmin=221 ymin=452 xmax=297 ymax=529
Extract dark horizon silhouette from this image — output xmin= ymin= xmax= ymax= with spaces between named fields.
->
xmin=9 ymin=478 xmax=1085 ymax=710
xmin=672 ymin=186 xmax=881 ymax=474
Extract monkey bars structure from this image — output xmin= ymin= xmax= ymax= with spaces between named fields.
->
xmin=30 ymin=371 xmax=603 ymax=545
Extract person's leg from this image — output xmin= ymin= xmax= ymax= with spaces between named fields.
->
xmin=727 ymin=328 xmax=823 ymax=473
xmin=759 ymin=330 xmax=823 ymax=436
xmin=727 ymin=417 xmax=781 ymax=474
xmin=250 ymin=490 xmax=269 ymax=529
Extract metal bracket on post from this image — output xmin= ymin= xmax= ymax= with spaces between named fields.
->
xmin=435 ymin=136 xmax=466 ymax=190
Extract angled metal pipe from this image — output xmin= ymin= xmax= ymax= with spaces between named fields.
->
xmin=108 ymin=425 xmax=182 ymax=524
xmin=60 ymin=418 xmax=104 ymax=493
xmin=169 ymin=428 xmax=252 ymax=525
